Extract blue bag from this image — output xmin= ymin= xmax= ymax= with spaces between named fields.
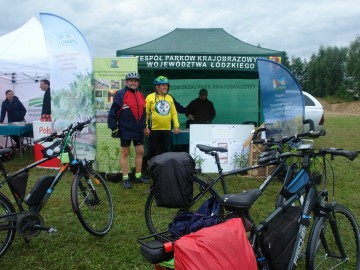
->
xmin=168 ymin=197 xmax=222 ymax=239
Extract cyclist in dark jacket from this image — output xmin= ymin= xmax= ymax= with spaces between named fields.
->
xmin=0 ymin=90 xmax=27 ymax=149
xmin=108 ymin=72 xmax=149 ymax=189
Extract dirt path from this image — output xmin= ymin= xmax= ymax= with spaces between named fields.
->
xmin=319 ymin=99 xmax=360 ymax=116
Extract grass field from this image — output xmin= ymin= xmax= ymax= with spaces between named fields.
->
xmin=0 ymin=115 xmax=359 ymax=269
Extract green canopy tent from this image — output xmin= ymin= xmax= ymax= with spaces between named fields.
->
xmin=117 ymin=28 xmax=285 ymax=126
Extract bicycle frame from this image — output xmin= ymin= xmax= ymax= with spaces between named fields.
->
xmin=191 ymin=147 xmax=283 ymax=207
xmin=0 ymin=120 xmax=90 ymax=227
xmin=225 ymin=144 xmax=358 ymax=270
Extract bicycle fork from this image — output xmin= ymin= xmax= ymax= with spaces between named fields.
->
xmin=288 ymin=187 xmax=318 ymax=270
xmin=321 ymin=201 xmax=348 ymax=260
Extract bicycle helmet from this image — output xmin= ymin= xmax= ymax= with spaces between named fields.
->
xmin=125 ymin=72 xmax=140 ymax=80
xmin=154 ymin=76 xmax=170 ymax=85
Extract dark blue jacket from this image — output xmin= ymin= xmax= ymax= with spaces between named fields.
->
xmin=0 ymin=96 xmax=27 ymax=123
xmin=41 ymin=88 xmax=51 ymax=115
xmin=107 ymin=87 xmax=146 ymax=140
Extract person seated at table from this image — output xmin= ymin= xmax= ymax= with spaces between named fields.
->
xmin=0 ymin=90 xmax=27 ymax=150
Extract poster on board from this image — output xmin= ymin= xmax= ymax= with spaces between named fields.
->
xmin=93 ymin=57 xmax=138 ymax=173
xmin=189 ymin=124 xmax=254 ymax=173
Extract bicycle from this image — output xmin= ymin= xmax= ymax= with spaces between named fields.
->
xmin=0 ymin=120 xmax=114 ymax=257
xmin=144 ymin=121 xmax=322 ymax=235
xmin=220 ymin=141 xmax=360 ymax=269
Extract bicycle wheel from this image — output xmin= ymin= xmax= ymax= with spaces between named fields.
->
xmin=71 ymin=169 xmax=114 ymax=236
xmin=306 ymin=204 xmax=360 ymax=269
xmin=145 ymin=176 xmax=222 ymax=235
xmin=0 ymin=192 xmax=16 ymax=257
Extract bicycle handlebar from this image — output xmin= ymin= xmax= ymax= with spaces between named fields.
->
xmin=33 ymin=120 xmax=92 ymax=144
xmin=251 ymin=120 xmax=326 ymax=147
xmin=319 ymin=148 xmax=359 ymax=161
xmin=258 ymin=147 xmax=358 ymax=165
xmin=73 ymin=119 xmax=91 ymax=132
xmin=33 ymin=132 xmax=60 ymax=144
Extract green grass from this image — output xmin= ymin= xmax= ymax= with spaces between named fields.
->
xmin=1 ymin=114 xmax=360 ymax=269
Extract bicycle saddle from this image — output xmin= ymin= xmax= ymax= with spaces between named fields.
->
xmin=220 ymin=189 xmax=262 ymax=211
xmin=196 ymin=144 xmax=228 ymax=154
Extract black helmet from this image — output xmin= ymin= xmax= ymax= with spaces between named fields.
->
xmin=125 ymin=72 xmax=140 ymax=80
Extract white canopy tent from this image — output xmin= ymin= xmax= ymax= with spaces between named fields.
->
xmin=0 ymin=17 xmax=50 ymax=122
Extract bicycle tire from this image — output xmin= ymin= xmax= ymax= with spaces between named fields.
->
xmin=0 ymin=192 xmax=16 ymax=258
xmin=144 ymin=176 xmax=222 ymax=235
xmin=306 ymin=204 xmax=360 ymax=269
xmin=71 ymin=169 xmax=114 ymax=236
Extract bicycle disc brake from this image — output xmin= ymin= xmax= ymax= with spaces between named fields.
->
xmin=16 ymin=212 xmax=44 ymax=238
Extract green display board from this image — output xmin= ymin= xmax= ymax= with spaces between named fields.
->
xmin=169 ymin=79 xmax=259 ymax=128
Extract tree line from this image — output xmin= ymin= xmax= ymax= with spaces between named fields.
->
xmin=284 ymin=35 xmax=360 ymax=100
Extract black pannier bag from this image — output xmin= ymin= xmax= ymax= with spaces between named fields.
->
xmin=7 ymin=173 xmax=29 ymax=200
xmin=260 ymin=206 xmax=301 ymax=270
xmin=148 ymin=152 xmax=195 ymax=208
xmin=25 ymin=175 xmax=55 ymax=208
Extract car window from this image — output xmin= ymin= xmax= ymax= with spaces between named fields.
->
xmin=304 ymin=95 xmax=315 ymax=106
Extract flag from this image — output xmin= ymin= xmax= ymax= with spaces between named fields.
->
xmin=258 ymin=58 xmax=304 ymax=140
xmin=40 ymin=13 xmax=95 ymax=160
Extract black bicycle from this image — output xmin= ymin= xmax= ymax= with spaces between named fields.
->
xmin=144 ymin=121 xmax=321 ymax=235
xmin=220 ymin=141 xmax=360 ymax=269
xmin=0 ymin=120 xmax=114 ymax=257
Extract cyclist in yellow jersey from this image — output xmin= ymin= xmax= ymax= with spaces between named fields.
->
xmin=144 ymin=76 xmax=180 ymax=161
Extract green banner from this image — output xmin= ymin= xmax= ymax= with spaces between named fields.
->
xmin=138 ymin=54 xmax=258 ymax=71
xmin=169 ymin=79 xmax=259 ymax=128
xmin=93 ymin=57 xmax=138 ymax=173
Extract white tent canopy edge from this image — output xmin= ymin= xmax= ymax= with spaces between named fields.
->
xmin=0 ymin=17 xmax=49 ymax=123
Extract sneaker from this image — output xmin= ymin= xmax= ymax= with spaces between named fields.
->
xmin=122 ymin=180 xmax=132 ymax=189
xmin=132 ymin=176 xmax=151 ymax=184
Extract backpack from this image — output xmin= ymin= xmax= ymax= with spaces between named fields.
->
xmin=168 ymin=197 xmax=222 ymax=239
xmin=260 ymin=206 xmax=301 ymax=270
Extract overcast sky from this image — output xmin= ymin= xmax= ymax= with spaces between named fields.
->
xmin=1 ymin=0 xmax=359 ymax=60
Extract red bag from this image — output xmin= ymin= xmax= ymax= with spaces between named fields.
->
xmin=174 ymin=218 xmax=257 ymax=270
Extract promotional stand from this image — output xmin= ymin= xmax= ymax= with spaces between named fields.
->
xmin=33 ymin=120 xmax=61 ymax=169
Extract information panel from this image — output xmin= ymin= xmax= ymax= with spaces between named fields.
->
xmin=189 ymin=124 xmax=254 ymax=173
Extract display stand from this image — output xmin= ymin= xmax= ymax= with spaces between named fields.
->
xmin=33 ymin=120 xmax=61 ymax=169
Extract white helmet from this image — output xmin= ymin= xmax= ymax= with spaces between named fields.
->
xmin=125 ymin=72 xmax=140 ymax=80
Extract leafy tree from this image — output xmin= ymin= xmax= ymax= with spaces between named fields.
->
xmin=288 ymin=56 xmax=308 ymax=91
xmin=306 ymin=45 xmax=347 ymax=97
xmin=345 ymin=35 xmax=360 ymax=99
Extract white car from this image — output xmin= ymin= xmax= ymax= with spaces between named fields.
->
xmin=303 ymin=91 xmax=325 ymax=132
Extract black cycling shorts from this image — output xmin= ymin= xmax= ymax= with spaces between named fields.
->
xmin=120 ymin=138 xmax=144 ymax=147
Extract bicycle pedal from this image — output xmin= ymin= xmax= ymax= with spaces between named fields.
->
xmin=48 ymin=228 xmax=57 ymax=234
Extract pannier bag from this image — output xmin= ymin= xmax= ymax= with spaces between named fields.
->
xmin=148 ymin=152 xmax=195 ymax=208
xmin=7 ymin=172 xmax=29 ymax=200
xmin=0 ymin=146 xmax=14 ymax=162
xmin=174 ymin=218 xmax=257 ymax=270
xmin=25 ymin=175 xmax=55 ymax=208
xmin=260 ymin=206 xmax=301 ymax=270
